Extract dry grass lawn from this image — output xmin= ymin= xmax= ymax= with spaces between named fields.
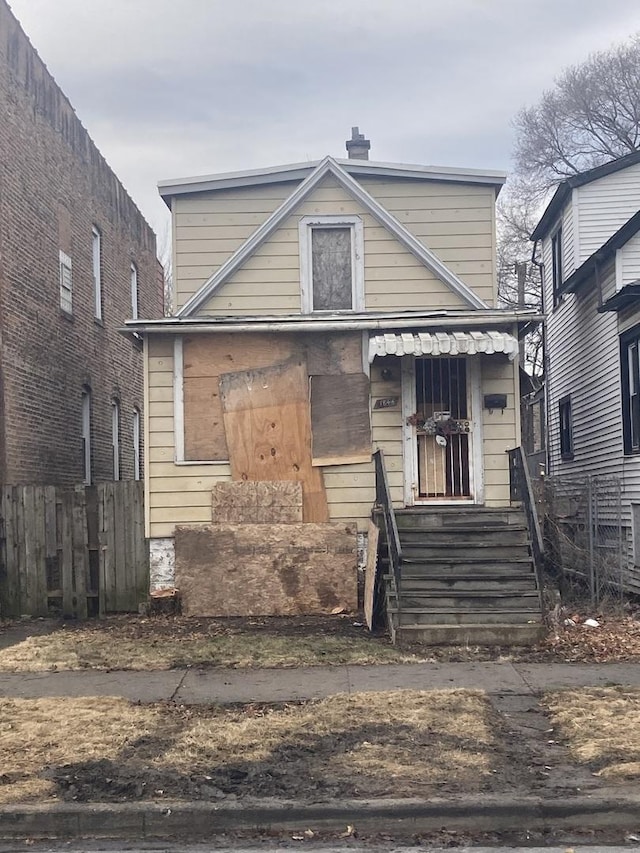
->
xmin=0 ymin=690 xmax=503 ymax=804
xmin=545 ymin=686 xmax=640 ymax=780
xmin=0 ymin=618 xmax=423 ymax=672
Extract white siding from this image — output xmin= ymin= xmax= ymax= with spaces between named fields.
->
xmin=539 ymin=203 xmax=574 ymax=306
xmin=546 ymin=276 xmax=622 ymax=479
xmin=575 ymin=162 xmax=640 ymax=263
xmin=562 ymin=200 xmax=574 ymax=278
xmin=619 ymin=231 xmax=640 ymax=289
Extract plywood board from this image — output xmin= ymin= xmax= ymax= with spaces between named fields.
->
xmin=364 ymin=521 xmax=380 ymax=632
xmin=211 ymin=481 xmax=303 ymax=524
xmin=304 ymin=331 xmax=363 ymax=375
xmin=183 ymin=333 xmax=298 ymax=461
xmin=175 ymin=522 xmax=357 ymax=616
xmin=311 ymin=373 xmax=372 ymax=466
xmin=220 ymin=358 xmax=329 ymax=522
xmin=183 ymin=376 xmax=228 ymax=461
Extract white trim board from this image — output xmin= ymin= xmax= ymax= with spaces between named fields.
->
xmin=176 ymin=156 xmax=489 ymax=318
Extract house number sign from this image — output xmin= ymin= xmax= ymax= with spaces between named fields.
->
xmin=374 ymin=397 xmax=399 ymax=409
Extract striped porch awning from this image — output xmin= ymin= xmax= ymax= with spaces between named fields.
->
xmin=367 ymin=330 xmax=519 ymax=363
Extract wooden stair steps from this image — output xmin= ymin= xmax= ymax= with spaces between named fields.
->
xmin=383 ymin=505 xmax=543 ymax=646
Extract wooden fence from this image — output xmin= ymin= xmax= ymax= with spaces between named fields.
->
xmin=0 ymin=481 xmax=148 ymax=618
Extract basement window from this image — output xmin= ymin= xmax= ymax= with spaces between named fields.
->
xmin=299 ymin=215 xmax=364 ymax=313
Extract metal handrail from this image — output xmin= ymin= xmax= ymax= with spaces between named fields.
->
xmin=507 ymin=446 xmax=546 ymax=613
xmin=373 ymin=448 xmax=403 ymax=594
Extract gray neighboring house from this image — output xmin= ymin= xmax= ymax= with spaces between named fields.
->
xmin=531 ymin=150 xmax=640 ymax=591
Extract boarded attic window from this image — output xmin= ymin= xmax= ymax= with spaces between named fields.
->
xmin=312 ymin=227 xmax=353 ymax=310
xmin=299 ymin=215 xmax=363 ymax=313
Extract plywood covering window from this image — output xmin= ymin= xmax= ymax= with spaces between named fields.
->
xmin=181 ymin=334 xmax=299 ymax=462
xmin=299 ymin=216 xmax=363 ymax=313
xmin=178 ymin=332 xmax=367 ymax=465
xmin=310 ymin=373 xmax=371 ymax=466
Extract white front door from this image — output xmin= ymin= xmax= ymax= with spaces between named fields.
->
xmin=402 ymin=356 xmax=483 ymax=505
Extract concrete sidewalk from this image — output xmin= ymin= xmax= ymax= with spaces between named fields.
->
xmin=1 ymin=660 xmax=639 ymax=703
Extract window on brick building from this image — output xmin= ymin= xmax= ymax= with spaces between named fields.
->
xmin=133 ymin=406 xmax=141 ymax=481
xmin=59 ymin=250 xmax=73 ymax=314
xmin=92 ymin=227 xmax=102 ymax=320
xmin=82 ymin=386 xmax=91 ymax=484
xmin=130 ymin=263 xmax=138 ymax=320
xmin=112 ymin=398 xmax=121 ymax=481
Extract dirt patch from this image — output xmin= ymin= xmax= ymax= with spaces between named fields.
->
xmin=0 ymin=615 xmax=426 ymax=671
xmin=544 ymin=686 xmax=640 ymax=780
xmin=3 ymin=612 xmax=640 ymax=673
xmin=0 ymin=690 xmax=511 ymax=804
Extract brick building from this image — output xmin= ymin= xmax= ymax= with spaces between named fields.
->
xmin=0 ymin=0 xmax=162 ymax=485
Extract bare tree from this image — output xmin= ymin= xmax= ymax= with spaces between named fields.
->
xmin=496 ymin=178 xmax=544 ymax=374
xmin=498 ymin=33 xmax=640 ymax=374
xmin=514 ymin=35 xmax=640 ymax=185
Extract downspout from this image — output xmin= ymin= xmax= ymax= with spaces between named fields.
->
xmin=531 ymin=238 xmax=549 ymax=477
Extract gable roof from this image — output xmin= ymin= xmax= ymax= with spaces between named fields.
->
xmin=177 ymin=156 xmax=490 ymax=317
xmin=159 ymin=158 xmax=506 ymax=204
xmin=531 ymin=149 xmax=640 ymax=241
xmin=559 ymin=209 xmax=640 ymax=297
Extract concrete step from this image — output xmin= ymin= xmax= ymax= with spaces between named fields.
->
xmin=398 ymin=592 xmax=541 ymax=611
xmin=398 ymin=527 xmax=529 ymax=546
xmin=389 ymin=607 xmax=543 ymax=626
xmin=401 ymin=543 xmax=531 ymax=560
xmin=393 ymin=623 xmax=546 ymax=646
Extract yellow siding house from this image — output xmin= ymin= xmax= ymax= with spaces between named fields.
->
xmin=126 ymin=130 xmax=543 ymax=637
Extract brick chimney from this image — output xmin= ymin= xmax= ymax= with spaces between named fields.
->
xmin=345 ymin=126 xmax=370 ymax=160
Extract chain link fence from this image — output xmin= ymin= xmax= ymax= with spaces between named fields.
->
xmin=543 ymin=475 xmax=626 ymax=610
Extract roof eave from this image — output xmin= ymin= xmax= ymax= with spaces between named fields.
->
xmin=531 ymin=150 xmax=640 ymax=242
xmin=121 ymin=308 xmax=544 ymax=337
xmin=158 ymin=157 xmax=507 ymax=203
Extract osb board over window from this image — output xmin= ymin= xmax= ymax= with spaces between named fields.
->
xmin=219 ymin=357 xmax=329 ymax=523
xmin=182 ymin=333 xmax=297 ymax=461
xmin=211 ymin=481 xmax=303 ymax=524
xmin=182 ymin=331 xmax=363 ymax=462
xmin=310 ymin=373 xmax=371 ymax=466
xmin=175 ymin=523 xmax=358 ymax=616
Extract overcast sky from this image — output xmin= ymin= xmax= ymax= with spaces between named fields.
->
xmin=8 ymin=0 xmax=640 ymax=245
